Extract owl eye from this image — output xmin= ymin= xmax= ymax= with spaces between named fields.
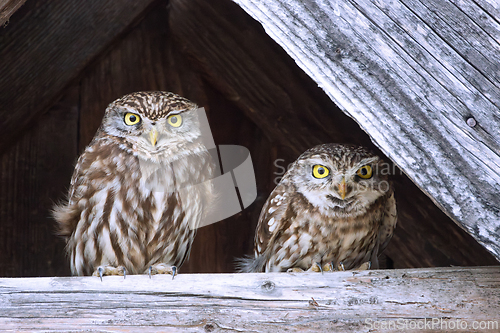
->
xmin=124 ymin=113 xmax=141 ymax=126
xmin=167 ymin=114 xmax=183 ymax=128
xmin=357 ymin=165 xmax=373 ymax=179
xmin=312 ymin=164 xmax=330 ymax=179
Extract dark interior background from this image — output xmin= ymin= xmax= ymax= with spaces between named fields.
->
xmin=0 ymin=0 xmax=497 ymax=277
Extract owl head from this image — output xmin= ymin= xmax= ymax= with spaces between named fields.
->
xmin=286 ymin=143 xmax=392 ymax=217
xmin=99 ymin=91 xmax=204 ymax=162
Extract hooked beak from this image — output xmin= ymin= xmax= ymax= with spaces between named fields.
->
xmin=149 ymin=127 xmax=158 ymax=147
xmin=338 ymin=177 xmax=347 ymax=200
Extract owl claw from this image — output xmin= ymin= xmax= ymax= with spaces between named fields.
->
xmin=92 ymin=265 xmax=126 ymax=280
xmin=171 ymin=266 xmax=177 ymax=280
xmin=122 ymin=267 xmax=127 ymax=279
xmin=356 ymin=261 xmax=371 ymax=270
xmin=323 ymin=262 xmax=334 ymax=272
xmin=338 ymin=262 xmax=345 ymax=271
xmin=309 ymin=262 xmax=323 ymax=273
xmin=98 ymin=266 xmax=104 ymax=281
xmin=147 ymin=264 xmax=177 ymax=279
xmin=287 ymin=267 xmax=305 ymax=273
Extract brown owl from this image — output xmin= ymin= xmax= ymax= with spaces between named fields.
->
xmin=238 ymin=143 xmax=397 ymax=272
xmin=53 ymin=92 xmax=215 ymax=278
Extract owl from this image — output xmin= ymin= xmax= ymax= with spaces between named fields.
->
xmin=238 ymin=143 xmax=397 ymax=273
xmin=53 ymin=91 xmax=215 ymax=278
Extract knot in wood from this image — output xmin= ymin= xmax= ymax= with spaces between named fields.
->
xmin=204 ymin=323 xmax=215 ymax=332
xmin=466 ymin=117 xmax=477 ymax=127
xmin=261 ymin=280 xmax=275 ymax=292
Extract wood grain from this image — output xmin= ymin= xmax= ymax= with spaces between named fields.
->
xmin=0 ymin=87 xmax=78 ymax=277
xmin=1 ymin=267 xmax=498 ymax=332
xmin=0 ymin=0 xmax=160 ymax=155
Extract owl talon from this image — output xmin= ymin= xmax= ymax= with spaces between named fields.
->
xmin=309 ymin=262 xmax=323 ymax=273
xmin=171 ymin=266 xmax=177 ymax=280
xmin=338 ymin=262 xmax=345 ymax=271
xmin=92 ymin=265 xmax=126 ymax=280
xmin=147 ymin=263 xmax=177 ymax=278
xmin=98 ymin=266 xmax=104 ymax=281
xmin=123 ymin=267 xmax=127 ymax=279
xmin=287 ymin=267 xmax=305 ymax=273
xmin=355 ymin=261 xmax=371 ymax=270
xmin=323 ymin=262 xmax=334 ymax=272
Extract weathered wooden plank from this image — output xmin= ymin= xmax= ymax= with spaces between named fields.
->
xmin=0 ymin=267 xmax=498 ymax=332
xmin=170 ymin=0 xmax=499 ymax=269
xmin=0 ymin=0 xmax=160 ymax=155
xmin=0 ymin=0 xmax=25 ymax=26
xmin=473 ymin=0 xmax=500 ymax=26
xmin=354 ymin=0 xmax=500 ymax=175
xmin=412 ymin=0 xmax=500 ymax=90
xmin=233 ymin=0 xmax=500 ymax=260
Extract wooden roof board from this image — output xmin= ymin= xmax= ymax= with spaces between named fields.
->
xmin=233 ymin=0 xmax=500 ymax=260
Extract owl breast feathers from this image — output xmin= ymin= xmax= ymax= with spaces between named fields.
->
xmin=238 ymin=143 xmax=397 ymax=273
xmin=53 ymin=92 xmax=215 ymax=276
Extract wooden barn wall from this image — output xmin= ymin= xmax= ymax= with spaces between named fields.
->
xmin=0 ymin=0 xmax=497 ymax=277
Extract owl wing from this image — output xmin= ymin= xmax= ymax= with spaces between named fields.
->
xmin=55 ymin=138 xmax=122 ymax=239
xmin=376 ymin=191 xmax=397 ymax=257
xmin=53 ymin=145 xmax=97 ymax=239
xmin=66 ymin=152 xmax=88 ymax=202
xmin=254 ymin=182 xmax=292 ymax=256
xmin=236 ymin=181 xmax=293 ymax=272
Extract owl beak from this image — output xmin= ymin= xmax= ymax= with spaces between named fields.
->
xmin=149 ymin=128 xmax=158 ymax=147
xmin=338 ymin=177 xmax=347 ymax=200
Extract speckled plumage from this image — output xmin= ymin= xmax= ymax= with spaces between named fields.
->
xmin=54 ymin=91 xmax=215 ymax=276
xmin=238 ymin=143 xmax=397 ymax=273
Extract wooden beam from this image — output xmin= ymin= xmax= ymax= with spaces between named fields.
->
xmin=168 ymin=0 xmax=499 ymax=268
xmin=0 ymin=0 xmax=26 ymax=26
xmin=0 ymin=0 xmax=160 ymax=155
xmin=231 ymin=0 xmax=500 ymax=260
xmin=1 ymin=267 xmax=499 ymax=331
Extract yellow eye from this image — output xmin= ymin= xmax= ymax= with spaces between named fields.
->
xmin=167 ymin=114 xmax=182 ymax=127
xmin=312 ymin=165 xmax=330 ymax=179
xmin=124 ymin=113 xmax=141 ymax=126
xmin=357 ymin=165 xmax=373 ymax=179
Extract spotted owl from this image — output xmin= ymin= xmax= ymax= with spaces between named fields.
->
xmin=238 ymin=143 xmax=397 ymax=273
xmin=53 ymin=91 xmax=215 ymax=277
